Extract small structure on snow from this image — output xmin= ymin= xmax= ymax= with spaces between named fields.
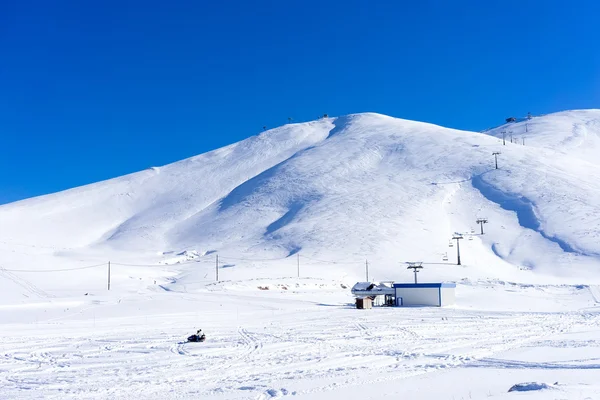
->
xmin=351 ymin=281 xmax=395 ymax=307
xmin=351 ymin=281 xmax=455 ymax=308
xmin=393 ymin=283 xmax=456 ymax=307
xmin=505 ymin=116 xmax=517 ymax=123
xmin=355 ymin=297 xmax=372 ymax=309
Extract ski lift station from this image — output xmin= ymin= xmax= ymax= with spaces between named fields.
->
xmin=352 ymin=281 xmax=456 ymax=308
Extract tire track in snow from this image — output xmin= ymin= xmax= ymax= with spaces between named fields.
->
xmin=0 ymin=266 xmax=52 ymax=299
xmin=297 ymin=312 xmax=581 ymax=397
xmin=354 ymin=321 xmax=372 ymax=337
xmin=238 ymin=327 xmax=264 ymax=359
xmin=589 ymin=285 xmax=600 ymax=304
xmin=169 ymin=341 xmax=189 ymax=356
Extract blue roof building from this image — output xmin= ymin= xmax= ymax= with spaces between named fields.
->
xmin=393 ymin=283 xmax=456 ymax=307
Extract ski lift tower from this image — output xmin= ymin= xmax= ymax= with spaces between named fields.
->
xmin=452 ymin=234 xmax=464 ymax=265
xmin=406 ymin=262 xmax=423 ymax=284
xmin=476 ymin=218 xmax=488 ymax=235
xmin=492 ymin=152 xmax=501 ymax=169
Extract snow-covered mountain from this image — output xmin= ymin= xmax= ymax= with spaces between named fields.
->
xmin=2 ymin=110 xmax=600 ymax=288
xmin=484 ymin=109 xmax=600 ymax=165
xmin=3 ymin=110 xmax=600 ymax=400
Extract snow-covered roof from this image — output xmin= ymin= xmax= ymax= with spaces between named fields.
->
xmin=351 ymin=282 xmax=395 ymax=295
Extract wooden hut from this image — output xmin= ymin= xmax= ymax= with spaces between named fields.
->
xmin=355 ymin=297 xmax=372 ymax=309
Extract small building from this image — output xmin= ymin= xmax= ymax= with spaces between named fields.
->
xmin=393 ymin=283 xmax=456 ymax=307
xmin=351 ymin=282 xmax=395 ymax=307
xmin=355 ymin=297 xmax=372 ymax=309
xmin=506 ymin=117 xmax=517 ymax=123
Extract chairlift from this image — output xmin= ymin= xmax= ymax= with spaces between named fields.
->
xmin=468 ymin=235 xmax=473 ymax=241
xmin=448 ymin=240 xmax=454 ymax=247
xmin=442 ymin=252 xmax=449 ymax=261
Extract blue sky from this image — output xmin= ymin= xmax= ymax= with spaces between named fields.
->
xmin=1 ymin=0 xmax=599 ymax=204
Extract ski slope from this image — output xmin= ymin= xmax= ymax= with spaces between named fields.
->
xmin=1 ymin=110 xmax=600 ymax=399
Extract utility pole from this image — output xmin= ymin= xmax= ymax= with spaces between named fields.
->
xmin=108 ymin=261 xmax=111 ymax=290
xmin=492 ymin=152 xmax=501 ymax=169
xmin=216 ymin=254 xmax=219 ymax=281
xmin=522 ymin=137 xmax=525 ymax=145
xmin=476 ymin=218 xmax=489 ymax=235
xmin=509 ymin=131 xmax=513 ymax=143
xmin=501 ymin=131 xmax=506 ymax=145
xmin=406 ymin=262 xmax=423 ymax=284
xmin=365 ymin=259 xmax=369 ymax=282
xmin=452 ymin=235 xmax=464 ymax=265
xmin=297 ymin=253 xmax=300 ymax=278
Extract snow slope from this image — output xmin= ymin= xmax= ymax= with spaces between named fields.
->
xmin=484 ymin=109 xmax=600 ymax=166
xmin=2 ymin=111 xmax=600 ymax=285
xmin=1 ymin=110 xmax=600 ymax=399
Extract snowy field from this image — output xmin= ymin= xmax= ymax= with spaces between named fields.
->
xmin=1 ymin=280 xmax=599 ymax=399
xmin=2 ymin=110 xmax=600 ymax=399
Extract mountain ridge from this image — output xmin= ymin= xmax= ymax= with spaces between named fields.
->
xmin=2 ymin=110 xmax=600 ymax=287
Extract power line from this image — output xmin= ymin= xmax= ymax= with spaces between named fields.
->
xmin=0 ymin=240 xmax=72 ymax=250
xmin=111 ymin=259 xmax=213 ymax=267
xmin=217 ymin=255 xmax=285 ymax=262
xmin=1 ymin=262 xmax=107 ymax=273
xmin=299 ymin=254 xmax=360 ymax=264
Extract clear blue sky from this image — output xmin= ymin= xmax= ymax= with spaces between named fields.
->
xmin=1 ymin=0 xmax=599 ymax=204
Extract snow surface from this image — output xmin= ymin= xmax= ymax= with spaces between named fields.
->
xmin=1 ymin=110 xmax=600 ymax=399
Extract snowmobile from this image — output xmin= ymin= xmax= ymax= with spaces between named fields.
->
xmin=187 ymin=329 xmax=206 ymax=342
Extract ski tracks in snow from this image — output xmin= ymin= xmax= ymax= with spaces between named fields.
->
xmin=238 ymin=327 xmax=264 ymax=359
xmin=1 ymin=305 xmax=597 ymax=399
xmin=0 ymin=266 xmax=53 ymax=299
xmin=589 ymin=285 xmax=600 ymax=304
